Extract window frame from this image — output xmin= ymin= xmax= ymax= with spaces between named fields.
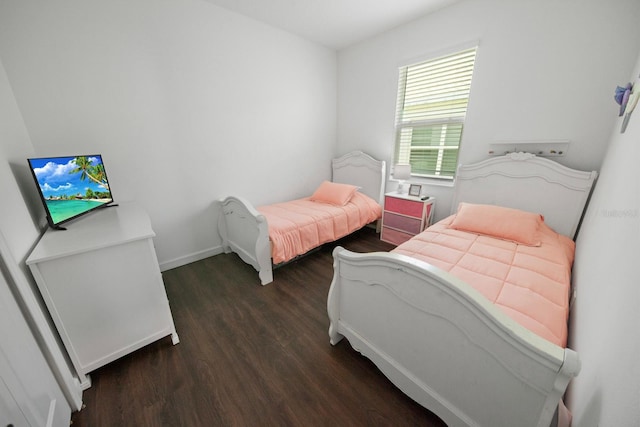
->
xmin=393 ymin=45 xmax=478 ymax=180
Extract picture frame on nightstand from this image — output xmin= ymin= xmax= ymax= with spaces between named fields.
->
xmin=408 ymin=184 xmax=422 ymax=197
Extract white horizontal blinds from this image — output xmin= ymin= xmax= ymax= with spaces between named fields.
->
xmin=395 ymin=47 xmax=477 ymax=178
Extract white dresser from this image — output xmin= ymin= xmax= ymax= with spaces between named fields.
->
xmin=26 ymin=202 xmax=179 ymax=389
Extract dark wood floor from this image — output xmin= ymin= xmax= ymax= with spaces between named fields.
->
xmin=70 ymin=228 xmax=447 ymax=426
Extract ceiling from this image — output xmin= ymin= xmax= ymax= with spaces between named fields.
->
xmin=201 ymin=0 xmax=460 ymax=50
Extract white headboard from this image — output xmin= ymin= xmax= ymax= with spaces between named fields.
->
xmin=332 ymin=151 xmax=386 ymax=205
xmin=451 ymin=152 xmax=598 ymax=239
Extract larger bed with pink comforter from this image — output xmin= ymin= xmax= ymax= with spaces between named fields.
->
xmin=328 ymin=153 xmax=598 ymax=427
xmin=393 ymin=210 xmax=574 ymax=348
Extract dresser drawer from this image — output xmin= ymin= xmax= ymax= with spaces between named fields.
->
xmin=384 ymin=196 xmax=424 ymax=218
xmin=383 ymin=211 xmax=422 ymax=234
xmin=381 ymin=227 xmax=414 ymax=246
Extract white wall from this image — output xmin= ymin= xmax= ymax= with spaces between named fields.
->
xmin=0 ymin=59 xmax=40 ymax=263
xmin=337 ymin=0 xmax=640 ymax=221
xmin=0 ymin=0 xmax=337 ymax=269
xmin=0 ymin=57 xmax=75 ymax=425
xmin=569 ymin=52 xmax=640 ymax=426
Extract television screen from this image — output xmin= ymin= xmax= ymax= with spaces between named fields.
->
xmin=27 ymin=154 xmax=114 ymax=229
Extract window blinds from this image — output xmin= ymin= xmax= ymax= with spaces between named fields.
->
xmin=394 ymin=47 xmax=477 ymax=178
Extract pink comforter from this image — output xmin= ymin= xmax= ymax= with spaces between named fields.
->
xmin=393 ymin=215 xmax=575 ymax=347
xmin=258 ymin=192 xmax=382 ymax=265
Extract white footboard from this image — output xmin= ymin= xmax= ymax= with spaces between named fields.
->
xmin=217 ymin=196 xmax=273 ymax=285
xmin=327 ymin=247 xmax=580 ymax=427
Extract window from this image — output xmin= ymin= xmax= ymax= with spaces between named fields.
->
xmin=394 ymin=47 xmax=477 ymax=179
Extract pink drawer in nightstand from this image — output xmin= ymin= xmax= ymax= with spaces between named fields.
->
xmin=384 ymin=196 xmax=424 ymax=218
xmin=381 ymin=227 xmax=414 ymax=246
xmin=383 ymin=211 xmax=422 ymax=234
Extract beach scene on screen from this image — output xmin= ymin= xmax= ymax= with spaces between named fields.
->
xmin=30 ymin=155 xmax=113 ymax=224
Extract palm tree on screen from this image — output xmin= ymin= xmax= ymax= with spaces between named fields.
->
xmin=70 ymin=156 xmax=110 ymax=190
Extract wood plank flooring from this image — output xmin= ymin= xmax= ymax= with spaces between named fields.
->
xmin=70 ymin=228 xmax=447 ymax=426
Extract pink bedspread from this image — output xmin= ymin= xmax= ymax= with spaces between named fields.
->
xmin=393 ymin=215 xmax=575 ymax=347
xmin=258 ymin=192 xmax=382 ymax=265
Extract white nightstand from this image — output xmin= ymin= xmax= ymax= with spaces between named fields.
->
xmin=381 ymin=192 xmax=435 ymax=245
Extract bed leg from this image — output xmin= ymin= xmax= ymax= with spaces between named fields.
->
xmin=329 ymin=324 xmax=343 ymax=346
xmin=328 ymin=247 xmax=344 ymax=345
xmin=259 ymin=268 xmax=273 ymax=286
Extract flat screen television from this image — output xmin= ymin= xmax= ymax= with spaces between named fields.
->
xmin=27 ymin=154 xmax=115 ymax=229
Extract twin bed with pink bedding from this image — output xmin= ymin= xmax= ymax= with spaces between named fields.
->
xmin=328 ymin=153 xmax=597 ymax=427
xmin=217 ymin=151 xmax=385 ymax=285
xmin=259 ymin=190 xmax=381 ymax=265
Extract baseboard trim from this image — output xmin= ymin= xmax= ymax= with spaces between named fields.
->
xmin=159 ymin=246 xmax=224 ymax=272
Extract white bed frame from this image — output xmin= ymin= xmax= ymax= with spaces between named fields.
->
xmin=217 ymin=151 xmax=386 ymax=285
xmin=328 ymin=153 xmax=597 ymax=427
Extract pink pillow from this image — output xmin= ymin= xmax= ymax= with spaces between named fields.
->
xmin=450 ymin=203 xmax=543 ymax=246
xmin=310 ymin=181 xmax=359 ymax=206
